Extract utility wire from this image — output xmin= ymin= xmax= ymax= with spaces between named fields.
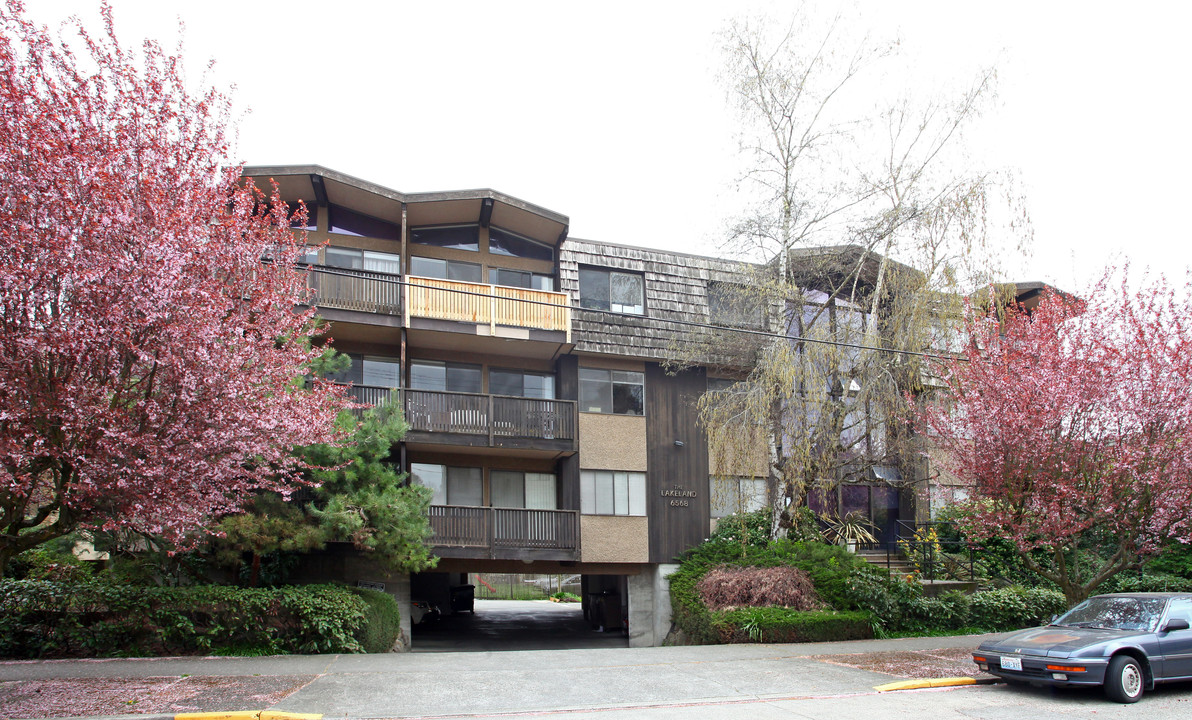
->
xmin=301 ymin=264 xmax=968 ymax=363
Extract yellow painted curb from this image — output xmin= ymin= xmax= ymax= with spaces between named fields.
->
xmin=174 ymin=713 xmax=322 ymax=720
xmin=875 ymin=677 xmax=978 ymax=692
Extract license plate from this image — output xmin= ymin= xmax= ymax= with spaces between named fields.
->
xmin=1000 ymin=656 xmax=1023 ymax=671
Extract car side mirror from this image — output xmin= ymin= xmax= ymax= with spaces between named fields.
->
xmin=1162 ymin=618 xmax=1190 ymax=632
xmin=1049 ymin=614 xmax=1059 ymax=624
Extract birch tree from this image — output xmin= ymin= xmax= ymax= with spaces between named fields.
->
xmin=697 ymin=8 xmax=1029 ymax=537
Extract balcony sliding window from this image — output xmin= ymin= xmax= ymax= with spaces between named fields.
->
xmin=491 ymin=470 xmax=558 ymax=509
xmin=409 ymin=360 xmax=482 ymax=394
xmin=580 ymin=470 xmax=646 ymax=516
xmin=489 ymin=369 xmax=555 ymax=399
xmin=411 ymin=225 xmax=479 ymax=251
xmin=324 ymin=247 xmax=402 ymax=275
xmin=488 ymin=227 xmax=553 ymax=262
xmin=579 ymin=267 xmax=644 ymax=315
xmin=328 ymin=205 xmax=399 ymax=241
xmin=579 ymin=368 xmax=644 ymax=415
xmin=409 ymin=256 xmax=482 ymax=284
xmin=488 ymin=267 xmax=555 ymax=291
xmin=411 ymin=464 xmax=482 ymax=506
xmin=325 ymin=353 xmax=401 ymax=388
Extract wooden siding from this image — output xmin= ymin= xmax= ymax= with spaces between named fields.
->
xmin=559 ymin=240 xmax=762 ymax=362
xmin=644 ymin=363 xmax=710 ymax=563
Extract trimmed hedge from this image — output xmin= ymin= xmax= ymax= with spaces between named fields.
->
xmin=0 ymin=580 xmax=375 ymax=658
xmin=349 ymin=586 xmax=403 ymax=653
xmin=712 ymin=607 xmax=872 ymax=643
xmin=670 ymin=529 xmax=1072 ymax=644
xmin=669 ymin=538 xmax=883 ymax=644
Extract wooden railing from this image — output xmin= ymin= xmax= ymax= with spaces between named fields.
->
xmin=404 ymin=276 xmax=571 ymax=337
xmin=404 ymin=389 xmax=576 ymax=441
xmin=428 ymin=505 xmax=579 ymax=552
xmin=341 ymin=384 xmax=398 ymax=409
xmin=307 ymin=266 xmax=402 ymax=316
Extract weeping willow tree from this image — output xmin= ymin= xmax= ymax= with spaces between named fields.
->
xmin=690 ymin=8 xmax=1030 ymax=541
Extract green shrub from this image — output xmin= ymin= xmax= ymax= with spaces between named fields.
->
xmin=968 ymin=586 xmax=1067 ymax=630
xmin=713 ymin=607 xmax=872 ymax=643
xmin=708 ymin=509 xmax=772 ymax=548
xmin=0 ymin=580 xmax=369 ymax=658
xmin=348 ymin=587 xmax=402 ymax=653
xmin=669 ymin=538 xmax=895 ymax=643
xmin=1099 ymin=572 xmax=1192 ymax=594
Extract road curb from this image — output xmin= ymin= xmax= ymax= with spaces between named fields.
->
xmin=874 ymin=676 xmax=1001 ymax=692
xmin=174 ymin=713 xmax=322 ymax=720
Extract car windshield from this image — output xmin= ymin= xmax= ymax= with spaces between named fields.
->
xmin=1054 ymin=596 xmax=1166 ymax=632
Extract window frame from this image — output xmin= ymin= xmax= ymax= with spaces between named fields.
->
xmin=579 ymin=367 xmax=644 ymax=415
xmin=579 ymin=266 xmax=645 ymax=315
xmin=580 ymin=470 xmax=646 ymax=516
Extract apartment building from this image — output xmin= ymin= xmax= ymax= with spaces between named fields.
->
xmin=242 ymin=165 xmax=933 ymax=648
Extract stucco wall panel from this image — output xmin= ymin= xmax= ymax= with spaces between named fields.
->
xmin=579 ymin=413 xmax=647 ymax=471
xmin=581 ymin=515 xmax=649 ymax=563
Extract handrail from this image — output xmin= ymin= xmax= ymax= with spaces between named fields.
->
xmin=894 ymin=519 xmax=978 ymax=581
xmin=404 ymin=275 xmax=571 ymax=337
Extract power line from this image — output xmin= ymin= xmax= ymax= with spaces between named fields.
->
xmin=302 ymin=264 xmax=967 ymax=363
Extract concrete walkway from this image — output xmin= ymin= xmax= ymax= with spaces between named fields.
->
xmin=0 ymin=630 xmax=1002 ymax=720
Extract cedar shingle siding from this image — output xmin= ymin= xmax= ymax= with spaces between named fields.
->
xmin=561 ymin=239 xmax=758 ymax=361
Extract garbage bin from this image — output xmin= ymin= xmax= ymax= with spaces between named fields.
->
xmin=450 ymin=584 xmax=475 ymax=613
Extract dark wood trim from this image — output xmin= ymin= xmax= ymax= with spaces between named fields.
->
xmin=645 ymin=363 xmax=710 ymax=563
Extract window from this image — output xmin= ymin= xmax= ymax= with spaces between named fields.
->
xmin=299 ymin=246 xmax=320 ymax=264
xmin=708 ymin=282 xmax=765 ymax=329
xmin=411 ymin=225 xmax=479 ymax=251
xmin=710 ymin=476 xmax=767 ymax=518
xmin=579 ymin=267 xmax=644 ymax=314
xmin=290 ymin=205 xmax=318 ymax=231
xmin=491 ymin=470 xmax=557 ymax=509
xmin=328 ymin=205 xmax=399 ymax=240
xmin=409 ymin=360 xmax=482 ymax=393
xmin=581 ymin=471 xmax=646 ymax=516
xmin=488 ymin=227 xmax=553 ymax=262
xmin=324 ymin=247 xmax=402 ymax=275
xmin=490 ymin=369 xmax=555 ymax=399
xmin=411 ymin=464 xmax=482 ymax=506
xmin=489 ymin=267 xmax=555 ymax=291
xmin=324 ymin=353 xmax=400 ymax=388
xmin=410 ymin=256 xmax=482 ymax=284
xmin=579 ymin=368 xmax=644 ymax=415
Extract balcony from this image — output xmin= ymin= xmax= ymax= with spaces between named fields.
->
xmin=339 ymin=386 xmax=577 ymax=452
xmin=404 ymin=276 xmax=571 ymax=340
xmin=428 ymin=505 xmax=579 ymax=561
xmin=404 ymin=389 xmax=577 ymax=452
xmin=307 ymin=266 xmax=402 ymax=316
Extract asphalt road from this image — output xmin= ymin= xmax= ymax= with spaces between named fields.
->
xmin=3 ymin=601 xmax=1192 ymax=719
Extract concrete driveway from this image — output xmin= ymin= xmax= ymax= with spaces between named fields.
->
xmin=412 ymin=599 xmax=629 ymax=652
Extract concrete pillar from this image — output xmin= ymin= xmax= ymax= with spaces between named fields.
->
xmin=627 ymin=563 xmax=677 ymax=647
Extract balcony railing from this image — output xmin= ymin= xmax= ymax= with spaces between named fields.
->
xmin=334 ymin=386 xmax=576 ymax=443
xmin=404 ymin=389 xmax=576 ymax=441
xmin=404 ymin=276 xmax=571 ymax=337
xmin=428 ymin=506 xmax=579 ymax=555
xmin=306 ymin=265 xmax=402 ymax=316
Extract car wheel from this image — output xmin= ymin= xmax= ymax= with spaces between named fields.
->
xmin=1104 ymin=655 xmax=1144 ymax=703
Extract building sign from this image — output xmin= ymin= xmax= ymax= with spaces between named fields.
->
xmin=661 ymin=484 xmax=698 ymax=508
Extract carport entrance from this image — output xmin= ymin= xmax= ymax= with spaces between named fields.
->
xmin=411 ymin=599 xmax=630 ymax=652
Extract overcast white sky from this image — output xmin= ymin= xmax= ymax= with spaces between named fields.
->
xmin=28 ymin=1 xmax=1192 ymax=294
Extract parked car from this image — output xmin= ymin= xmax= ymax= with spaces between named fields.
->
xmin=973 ymin=592 xmax=1192 ymax=703
xmin=411 ymin=598 xmax=441 ymax=625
